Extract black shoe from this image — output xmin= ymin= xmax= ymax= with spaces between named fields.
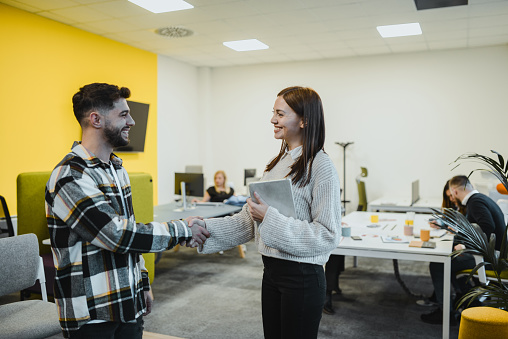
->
xmin=332 ymin=293 xmax=354 ymax=302
xmin=420 ymin=308 xmax=457 ymax=326
xmin=323 ymin=293 xmax=335 ymax=315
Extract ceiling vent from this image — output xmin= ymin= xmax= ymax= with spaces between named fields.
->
xmin=155 ymin=26 xmax=193 ymax=38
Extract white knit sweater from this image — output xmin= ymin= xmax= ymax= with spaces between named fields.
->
xmin=199 ymin=146 xmax=341 ymax=265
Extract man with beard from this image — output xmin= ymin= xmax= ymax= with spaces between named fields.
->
xmin=45 ymin=83 xmax=210 ymax=339
xmin=421 ymin=175 xmax=506 ymax=325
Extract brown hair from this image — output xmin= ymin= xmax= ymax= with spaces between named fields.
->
xmin=266 ymin=86 xmax=325 ymax=187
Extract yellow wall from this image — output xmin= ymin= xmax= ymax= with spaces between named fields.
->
xmin=0 ymin=4 xmax=158 ymax=213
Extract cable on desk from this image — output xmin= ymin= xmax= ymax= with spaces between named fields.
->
xmin=393 ymin=259 xmax=425 ymax=299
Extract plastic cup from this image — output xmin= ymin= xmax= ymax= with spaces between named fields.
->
xmin=370 ymin=215 xmax=379 ymax=223
xmin=342 ymin=226 xmax=351 ymax=237
xmin=420 ymin=229 xmax=430 ymax=242
xmin=406 ymin=212 xmax=415 ymax=226
xmin=404 ymin=225 xmax=414 ymax=236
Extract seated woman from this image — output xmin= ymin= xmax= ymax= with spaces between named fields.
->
xmin=194 ymin=170 xmax=235 ymax=203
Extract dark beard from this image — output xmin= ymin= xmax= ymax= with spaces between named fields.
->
xmin=104 ymin=121 xmax=129 ymax=148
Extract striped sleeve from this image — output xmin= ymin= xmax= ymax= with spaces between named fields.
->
xmin=51 ymin=166 xmax=192 ymax=253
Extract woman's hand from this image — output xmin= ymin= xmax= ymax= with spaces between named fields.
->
xmin=247 ymin=192 xmax=269 ymax=223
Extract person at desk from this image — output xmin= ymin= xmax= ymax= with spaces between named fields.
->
xmin=193 ymin=170 xmax=234 ymax=203
xmin=421 ymin=175 xmax=506 ymax=325
xmin=418 ymin=180 xmax=467 ymax=307
xmin=189 ymin=86 xmax=341 ymax=339
xmin=46 ymin=83 xmax=210 ymax=338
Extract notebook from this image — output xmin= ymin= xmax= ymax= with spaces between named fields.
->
xmin=248 ymin=178 xmax=297 ymax=218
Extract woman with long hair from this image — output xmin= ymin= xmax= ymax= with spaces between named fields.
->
xmin=194 ymin=86 xmax=341 ymax=339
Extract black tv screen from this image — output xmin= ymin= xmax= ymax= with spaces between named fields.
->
xmin=114 ymin=100 xmax=149 ymax=153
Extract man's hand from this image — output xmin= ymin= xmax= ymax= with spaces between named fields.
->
xmin=189 ymin=219 xmax=210 ymax=245
xmin=429 ymin=220 xmax=440 ymax=229
xmin=454 ymin=244 xmax=466 ymax=251
xmin=247 ymin=192 xmax=269 ymax=223
xmin=179 ymin=216 xmax=206 ymax=247
xmin=143 ymin=289 xmax=154 ymax=316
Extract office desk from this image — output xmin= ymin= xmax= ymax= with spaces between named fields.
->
xmin=332 ymin=211 xmax=453 ymax=339
xmin=368 ymin=197 xmax=442 ymax=213
xmin=154 ymin=202 xmax=242 ymax=221
xmin=154 ymin=202 xmax=244 ymax=258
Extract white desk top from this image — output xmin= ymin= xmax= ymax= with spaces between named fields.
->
xmin=368 ymin=196 xmax=442 ymax=213
xmin=338 ymin=211 xmax=453 ymax=256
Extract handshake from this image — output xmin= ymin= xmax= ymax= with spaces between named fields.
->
xmin=181 ymin=216 xmax=210 ymax=248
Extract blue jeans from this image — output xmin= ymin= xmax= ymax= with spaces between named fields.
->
xmin=70 ymin=317 xmax=144 ymax=339
xmin=261 ymin=256 xmax=326 ymax=339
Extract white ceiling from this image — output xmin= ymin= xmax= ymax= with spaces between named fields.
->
xmin=2 ymin=0 xmax=508 ymax=67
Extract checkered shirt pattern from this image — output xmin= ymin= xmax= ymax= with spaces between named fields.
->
xmin=46 ymin=142 xmax=192 ymax=337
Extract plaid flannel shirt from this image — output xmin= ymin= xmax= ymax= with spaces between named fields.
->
xmin=46 ymin=142 xmax=192 ymax=337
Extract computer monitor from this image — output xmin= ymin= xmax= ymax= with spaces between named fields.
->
xmin=244 ymin=169 xmax=257 ymax=186
xmin=174 ymin=173 xmax=204 ymax=211
xmin=411 ymin=180 xmax=420 ymax=206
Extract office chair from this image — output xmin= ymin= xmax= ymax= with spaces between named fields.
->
xmin=17 ymin=172 xmax=55 ymax=300
xmin=0 ymin=233 xmax=61 ymax=338
xmin=356 ymin=167 xmax=368 ymax=211
xmin=0 ymin=195 xmax=15 ymax=237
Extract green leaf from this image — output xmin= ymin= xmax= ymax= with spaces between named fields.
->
xmin=491 ymin=150 xmax=505 ymax=171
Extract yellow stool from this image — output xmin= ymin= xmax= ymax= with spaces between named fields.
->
xmin=458 ymin=307 xmax=508 ymax=339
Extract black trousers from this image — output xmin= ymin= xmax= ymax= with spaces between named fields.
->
xmin=324 ymin=255 xmax=345 ymax=293
xmin=261 ymin=256 xmax=326 ymax=339
xmin=70 ymin=318 xmax=143 ymax=339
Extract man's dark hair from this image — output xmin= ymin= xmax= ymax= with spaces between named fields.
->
xmin=72 ymin=83 xmax=131 ymax=126
xmin=449 ymin=175 xmax=471 ymax=189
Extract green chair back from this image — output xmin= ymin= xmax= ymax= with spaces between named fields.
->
xmin=17 ymin=172 xmax=52 ymax=254
xmin=129 ymin=173 xmax=155 ymax=284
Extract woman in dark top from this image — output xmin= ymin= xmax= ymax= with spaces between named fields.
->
xmin=194 ymin=170 xmax=234 ymax=203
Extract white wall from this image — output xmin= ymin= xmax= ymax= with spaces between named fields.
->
xmin=158 ymin=46 xmax=508 ymax=214
xmin=207 ymin=46 xmax=508 ymax=214
xmin=157 ymin=55 xmax=203 ymax=204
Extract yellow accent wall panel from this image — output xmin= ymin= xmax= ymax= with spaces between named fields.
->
xmin=0 ymin=4 xmax=158 ymax=212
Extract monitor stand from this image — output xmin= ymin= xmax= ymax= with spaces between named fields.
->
xmin=174 ymin=181 xmax=196 ymax=212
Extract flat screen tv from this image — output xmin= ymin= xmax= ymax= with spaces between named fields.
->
xmin=114 ymin=100 xmax=149 ymax=153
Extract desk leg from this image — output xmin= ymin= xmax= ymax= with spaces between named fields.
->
xmin=442 ymin=257 xmax=451 ymax=339
xmin=238 ymin=245 xmax=245 ymax=259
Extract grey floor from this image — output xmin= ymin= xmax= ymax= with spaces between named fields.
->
xmin=1 ymin=240 xmax=461 ymax=338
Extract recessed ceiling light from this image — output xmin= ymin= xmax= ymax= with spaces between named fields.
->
xmin=223 ymin=39 xmax=269 ymax=52
xmin=376 ymin=23 xmax=422 ymax=38
xmin=128 ymin=0 xmax=194 ymax=14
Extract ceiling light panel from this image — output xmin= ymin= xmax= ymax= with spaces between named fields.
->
xmin=128 ymin=0 xmax=194 ymax=13
xmin=223 ymin=39 xmax=269 ymax=51
xmin=377 ymin=23 xmax=422 ymax=38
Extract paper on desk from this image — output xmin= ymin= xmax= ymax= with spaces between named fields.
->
xmin=381 ymin=235 xmax=409 ymax=243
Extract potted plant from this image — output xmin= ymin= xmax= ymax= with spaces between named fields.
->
xmin=434 ymin=150 xmax=508 ymax=310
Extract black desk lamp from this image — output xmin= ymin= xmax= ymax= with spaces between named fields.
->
xmin=336 ymin=141 xmax=354 ymax=213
